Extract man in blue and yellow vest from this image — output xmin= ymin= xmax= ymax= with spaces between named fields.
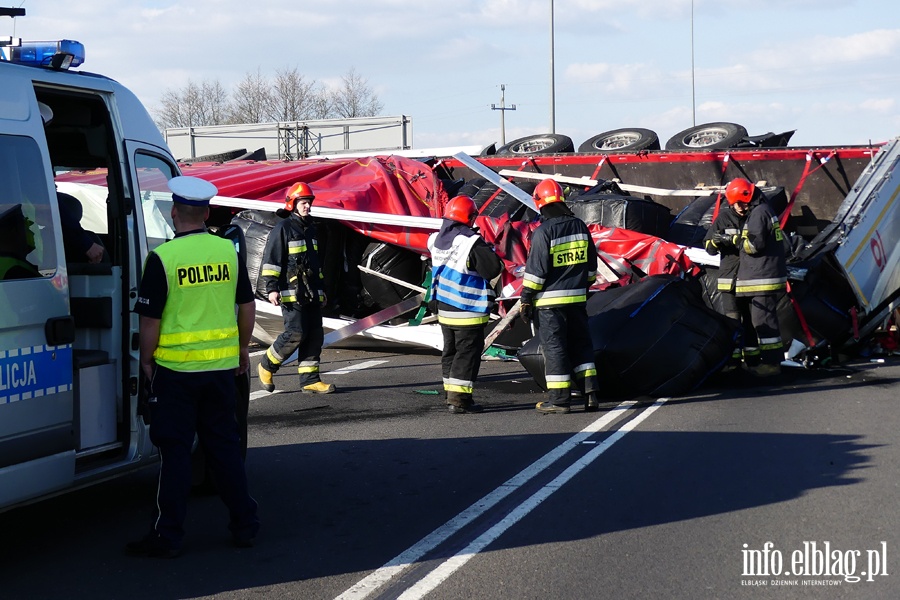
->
xmin=428 ymin=195 xmax=503 ymax=414
xmin=520 ymin=179 xmax=601 ymax=414
xmin=128 ymin=176 xmax=259 ymax=558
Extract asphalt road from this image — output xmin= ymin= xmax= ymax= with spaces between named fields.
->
xmin=1 ymin=345 xmax=898 ymax=600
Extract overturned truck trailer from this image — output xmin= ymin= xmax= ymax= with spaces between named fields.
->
xmin=54 ymin=139 xmax=898 ymax=396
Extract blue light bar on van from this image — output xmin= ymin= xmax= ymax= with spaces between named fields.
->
xmin=8 ymin=40 xmax=85 ymax=69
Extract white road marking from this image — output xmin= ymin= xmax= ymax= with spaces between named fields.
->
xmin=249 ymin=390 xmax=282 ymax=401
xmin=328 ymin=360 xmax=389 ymax=375
xmin=334 ymin=400 xmax=642 ymax=600
xmin=396 ymin=398 xmax=668 ymax=600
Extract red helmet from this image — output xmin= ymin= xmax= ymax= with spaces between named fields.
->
xmin=284 ymin=181 xmax=315 ymax=212
xmin=725 ymin=178 xmax=755 ymax=205
xmin=533 ymin=179 xmax=564 ymax=210
xmin=444 ymin=195 xmax=478 ymax=226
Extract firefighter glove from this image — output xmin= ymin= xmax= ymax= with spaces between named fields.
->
xmin=520 ymin=301 xmax=533 ymax=324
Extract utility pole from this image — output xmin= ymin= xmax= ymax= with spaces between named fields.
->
xmin=491 ymin=84 xmax=517 ymax=146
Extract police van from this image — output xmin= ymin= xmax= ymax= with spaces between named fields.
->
xmin=0 ymin=15 xmax=192 ymax=511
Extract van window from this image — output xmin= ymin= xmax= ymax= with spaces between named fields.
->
xmin=0 ymin=135 xmax=59 ymax=280
xmin=135 ymin=152 xmax=178 ymax=252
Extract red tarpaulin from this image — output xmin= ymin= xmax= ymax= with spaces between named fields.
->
xmin=58 ymin=155 xmax=699 ymax=290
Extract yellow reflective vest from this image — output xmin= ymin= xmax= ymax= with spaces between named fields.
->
xmin=152 ymin=233 xmax=240 ymax=372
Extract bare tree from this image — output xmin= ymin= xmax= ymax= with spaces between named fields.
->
xmin=154 ymin=79 xmax=229 ymax=128
xmin=331 ymin=67 xmax=383 ymax=118
xmin=228 ymin=68 xmax=274 ymax=124
xmin=152 ymin=67 xmax=383 ymax=129
xmin=269 ymin=67 xmax=320 ymax=121
xmin=199 ymin=80 xmax=230 ymax=125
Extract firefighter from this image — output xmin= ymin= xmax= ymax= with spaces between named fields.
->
xmin=729 ymin=177 xmax=788 ymax=377
xmin=520 ymin=179 xmax=601 ymax=413
xmin=257 ymin=182 xmax=335 ymax=394
xmin=128 ymin=176 xmax=259 ymax=557
xmin=427 ymin=195 xmax=503 ymax=413
xmin=704 ymin=191 xmax=753 ymax=368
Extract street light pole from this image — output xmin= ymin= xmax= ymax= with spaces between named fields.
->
xmin=549 ymin=0 xmax=556 ymax=133
xmin=691 ymin=0 xmax=696 ymax=126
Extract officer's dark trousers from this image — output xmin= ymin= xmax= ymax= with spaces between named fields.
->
xmin=149 ymin=366 xmax=259 ymax=548
xmin=262 ymin=303 xmax=325 ymax=386
xmin=746 ymin=294 xmax=783 ymax=366
xmin=536 ymin=305 xmax=599 ymax=406
xmin=441 ymin=324 xmax=484 ymax=407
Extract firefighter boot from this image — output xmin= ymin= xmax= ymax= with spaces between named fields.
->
xmin=257 ymin=363 xmax=275 ymax=393
xmin=447 ymin=390 xmax=483 ymax=414
xmin=302 ymin=381 xmax=336 ymax=394
xmin=536 ymin=400 xmax=571 ymax=414
xmin=584 ymin=392 xmax=600 ymax=412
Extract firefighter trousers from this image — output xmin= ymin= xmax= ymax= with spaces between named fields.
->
xmin=262 ymin=303 xmax=325 ymax=386
xmin=440 ymin=324 xmax=484 ymax=407
xmin=746 ymin=294 xmax=783 ymax=366
xmin=535 ymin=305 xmax=599 ymax=406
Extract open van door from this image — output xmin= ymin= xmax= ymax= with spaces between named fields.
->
xmin=0 ymin=91 xmax=76 ymax=507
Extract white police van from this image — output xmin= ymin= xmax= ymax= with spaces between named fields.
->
xmin=0 ymin=13 xmax=191 ymax=511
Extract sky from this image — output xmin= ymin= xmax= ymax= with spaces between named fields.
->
xmin=5 ymin=0 xmax=900 ymax=151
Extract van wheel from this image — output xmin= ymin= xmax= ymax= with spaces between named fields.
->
xmin=665 ymin=122 xmax=747 ymax=150
xmin=496 ymin=133 xmax=574 ymax=155
xmin=578 ymin=128 xmax=660 ymax=152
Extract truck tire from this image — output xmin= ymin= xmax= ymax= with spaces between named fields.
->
xmin=665 ymin=122 xmax=748 ymax=150
xmin=179 ymin=148 xmax=248 ymax=164
xmin=578 ymin=128 xmax=660 ymax=152
xmin=496 ymin=133 xmax=574 ymax=155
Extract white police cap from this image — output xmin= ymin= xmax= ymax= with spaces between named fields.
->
xmin=168 ymin=176 xmax=218 ymax=207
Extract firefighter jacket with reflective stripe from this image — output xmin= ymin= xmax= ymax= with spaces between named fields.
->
xmin=521 ymin=213 xmax=598 ymax=308
xmin=735 ymin=200 xmax=787 ymax=296
xmin=152 ymin=232 xmax=240 ymax=372
xmin=703 ymin=202 xmax=744 ymax=292
xmin=428 ymin=220 xmax=503 ymax=327
xmin=260 ymin=213 xmax=324 ymax=306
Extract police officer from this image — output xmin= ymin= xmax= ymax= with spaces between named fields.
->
xmin=256 ymin=182 xmax=335 ymax=394
xmin=127 ymin=176 xmax=259 ymax=558
xmin=428 ymin=195 xmax=503 ymax=413
xmin=729 ymin=177 xmax=788 ymax=377
xmin=520 ymin=179 xmax=601 ymax=413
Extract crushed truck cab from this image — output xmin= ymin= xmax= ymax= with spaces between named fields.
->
xmin=0 ymin=33 xmax=184 ymax=511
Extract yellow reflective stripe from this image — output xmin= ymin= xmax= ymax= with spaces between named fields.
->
xmin=444 ymin=383 xmax=474 ymax=394
xmin=550 ymin=239 xmax=588 ymax=253
xmin=522 ymin=279 xmax=542 ymax=290
xmin=546 ymin=380 xmax=571 ymax=389
xmin=736 ymin=283 xmax=786 ymax=293
xmin=158 ymin=327 xmax=238 ymax=347
xmin=281 ymin=293 xmax=297 ymax=302
xmin=266 ymin=348 xmax=283 ymax=366
xmin=154 ymin=345 xmax=239 ymax=363
xmin=535 ymin=294 xmax=586 ymax=307
xmin=438 ymin=314 xmax=489 ymax=326
xmin=297 ymin=365 xmax=320 ymax=374
xmin=261 ymin=268 xmax=280 ymax=277
xmin=575 ymin=367 xmax=597 ymax=379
